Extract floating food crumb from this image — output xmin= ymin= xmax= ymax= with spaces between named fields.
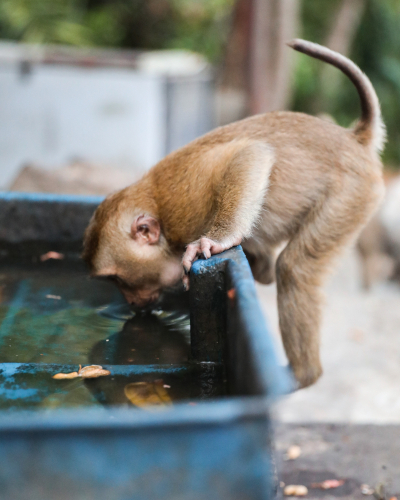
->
xmin=53 ymin=365 xmax=111 ymax=380
xmin=284 ymin=485 xmax=308 ymax=497
xmin=46 ymin=294 xmax=61 ymax=300
xmin=40 ymin=251 xmax=64 ymax=262
xmin=163 ymin=384 xmax=171 ymax=389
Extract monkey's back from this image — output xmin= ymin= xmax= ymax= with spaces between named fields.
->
xmin=150 ymin=111 xmax=383 ymax=245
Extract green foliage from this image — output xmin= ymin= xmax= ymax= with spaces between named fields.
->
xmin=293 ymin=0 xmax=400 ymax=166
xmin=167 ymin=0 xmax=234 ymax=62
xmin=0 ymin=0 xmax=93 ymax=45
xmin=0 ymin=0 xmax=233 ymax=62
xmin=353 ymin=0 xmax=400 ymax=164
xmin=1 ymin=0 xmax=400 ymax=164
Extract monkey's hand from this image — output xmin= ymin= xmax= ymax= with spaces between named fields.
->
xmin=182 ymin=235 xmax=242 ymax=289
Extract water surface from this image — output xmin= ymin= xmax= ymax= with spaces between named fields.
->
xmin=0 ymin=258 xmax=225 ymax=411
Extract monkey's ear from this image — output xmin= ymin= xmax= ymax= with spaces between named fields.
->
xmin=131 ymin=215 xmax=160 ymax=245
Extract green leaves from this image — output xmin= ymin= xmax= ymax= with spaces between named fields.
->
xmin=0 ymin=0 xmax=91 ymax=45
xmin=293 ymin=0 xmax=400 ymax=165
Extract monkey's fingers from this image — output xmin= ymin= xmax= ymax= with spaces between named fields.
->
xmin=182 ymin=241 xmax=202 ymax=273
xmin=200 ymin=238 xmax=212 ymax=259
xmin=201 ymin=238 xmax=226 ymax=257
xmin=183 ymin=236 xmax=242 ymax=277
xmin=182 ymin=274 xmax=190 ymax=291
xmin=202 ymin=236 xmax=242 ymax=258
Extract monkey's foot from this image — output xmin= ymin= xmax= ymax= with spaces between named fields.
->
xmin=292 ymin=362 xmax=323 ymax=389
xmin=182 ymin=236 xmax=241 ymax=289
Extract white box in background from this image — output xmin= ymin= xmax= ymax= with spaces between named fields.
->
xmin=0 ymin=42 xmax=214 ymax=189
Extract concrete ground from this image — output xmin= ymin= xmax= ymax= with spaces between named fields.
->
xmin=256 ymin=247 xmax=400 ymax=423
xmin=275 ymin=423 xmax=400 ymax=499
xmin=256 ymin=247 xmax=400 ymax=497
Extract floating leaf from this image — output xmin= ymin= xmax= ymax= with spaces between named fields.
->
xmin=78 ymin=364 xmax=111 ymax=378
xmin=40 ymin=251 xmax=64 ymax=261
xmin=124 ymin=380 xmax=172 ymax=409
xmin=53 ymin=365 xmax=110 ymax=380
xmin=52 ymin=371 xmax=79 ymax=379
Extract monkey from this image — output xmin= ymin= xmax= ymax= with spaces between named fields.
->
xmin=82 ymin=39 xmax=385 ymax=389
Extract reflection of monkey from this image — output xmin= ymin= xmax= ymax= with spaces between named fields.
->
xmin=89 ymin=314 xmax=190 ymax=366
xmin=83 ymin=40 xmax=385 ymax=388
xmin=86 ymin=314 xmax=219 ymax=407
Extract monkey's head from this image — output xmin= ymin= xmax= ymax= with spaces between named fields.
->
xmin=82 ymin=190 xmax=183 ymax=308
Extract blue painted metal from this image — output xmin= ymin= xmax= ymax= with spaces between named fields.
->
xmin=0 ymin=191 xmax=102 ymax=251
xmin=0 ymin=191 xmax=105 ymax=204
xmin=190 ymin=247 xmax=293 ymax=398
xmin=0 ymin=192 xmax=292 ymax=500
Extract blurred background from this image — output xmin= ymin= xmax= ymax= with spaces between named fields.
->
xmin=1 ymin=0 xmax=400 ymax=426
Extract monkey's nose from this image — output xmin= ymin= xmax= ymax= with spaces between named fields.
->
xmin=130 ymin=297 xmax=160 ymax=314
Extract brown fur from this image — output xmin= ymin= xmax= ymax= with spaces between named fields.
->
xmin=83 ymin=40 xmax=385 ymax=388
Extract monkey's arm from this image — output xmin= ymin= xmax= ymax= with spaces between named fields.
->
xmin=182 ymin=140 xmax=274 ymax=281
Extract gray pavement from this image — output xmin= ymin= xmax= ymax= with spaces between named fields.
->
xmin=256 ymin=248 xmax=400 ymax=423
xmin=275 ymin=423 xmax=400 ymax=499
xmin=256 ymin=247 xmax=400 ymax=496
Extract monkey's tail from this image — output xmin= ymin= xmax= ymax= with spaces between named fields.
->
xmin=287 ymin=39 xmax=386 ymax=154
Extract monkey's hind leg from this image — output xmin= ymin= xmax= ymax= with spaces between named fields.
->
xmin=276 ymin=184 xmax=382 ymax=388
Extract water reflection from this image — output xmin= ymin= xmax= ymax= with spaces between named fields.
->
xmin=0 ymin=259 xmax=226 ymax=410
xmin=89 ymin=313 xmax=190 ymax=366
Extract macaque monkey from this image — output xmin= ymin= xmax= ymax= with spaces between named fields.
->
xmin=83 ymin=40 xmax=385 ymax=388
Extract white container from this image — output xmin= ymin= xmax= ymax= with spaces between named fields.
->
xmin=0 ymin=42 xmax=214 ymax=189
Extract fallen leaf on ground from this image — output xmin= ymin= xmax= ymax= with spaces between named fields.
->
xmin=286 ymin=445 xmax=301 ymax=460
xmin=40 ymin=251 xmax=64 ymax=261
xmin=53 ymin=365 xmax=111 ymax=380
xmin=361 ymin=484 xmax=375 ymax=496
xmin=311 ymin=479 xmax=344 ymax=489
xmin=284 ymin=485 xmax=308 ymax=497
xmin=374 ymin=483 xmax=387 ymax=500
xmin=124 ymin=380 xmax=172 ymax=409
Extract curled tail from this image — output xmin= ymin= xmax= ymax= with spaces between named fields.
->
xmin=287 ymin=38 xmax=386 ymax=154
